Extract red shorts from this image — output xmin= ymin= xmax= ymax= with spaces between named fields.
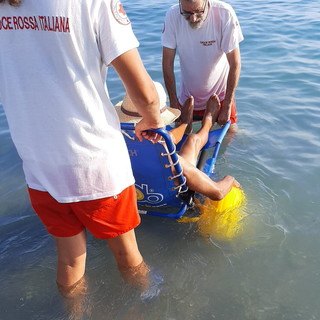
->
xmin=28 ymin=185 xmax=140 ymax=239
xmin=193 ymin=99 xmax=238 ymax=124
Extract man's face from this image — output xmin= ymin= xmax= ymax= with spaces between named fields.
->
xmin=179 ymin=0 xmax=208 ymax=29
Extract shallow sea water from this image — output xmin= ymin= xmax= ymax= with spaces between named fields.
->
xmin=1 ymin=0 xmax=320 ymax=319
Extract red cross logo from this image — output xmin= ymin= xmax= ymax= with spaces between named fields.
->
xmin=119 ymin=4 xmax=126 ymax=16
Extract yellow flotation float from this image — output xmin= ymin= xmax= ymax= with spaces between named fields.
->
xmin=179 ymin=187 xmax=247 ymax=241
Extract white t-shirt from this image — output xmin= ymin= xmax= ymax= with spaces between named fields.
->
xmin=162 ymin=0 xmax=244 ymax=110
xmin=0 ymin=0 xmax=139 ymax=203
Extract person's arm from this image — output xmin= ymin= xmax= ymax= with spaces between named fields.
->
xmin=217 ymin=47 xmax=241 ymax=126
xmin=111 ymin=48 xmax=164 ymax=141
xmin=162 ymin=46 xmax=182 ymax=110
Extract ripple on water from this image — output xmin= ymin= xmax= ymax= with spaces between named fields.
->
xmin=1 ymin=0 xmax=320 ymax=319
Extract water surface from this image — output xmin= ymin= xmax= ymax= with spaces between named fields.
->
xmin=1 ymin=0 xmax=320 ymax=319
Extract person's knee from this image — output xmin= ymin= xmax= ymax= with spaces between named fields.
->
xmin=107 ymin=230 xmax=143 ymax=268
xmin=186 ymin=133 xmax=202 ymax=147
xmin=112 ymin=247 xmax=143 ymax=268
xmin=186 ymin=133 xmax=195 ymax=143
xmin=57 ymin=255 xmax=85 ymax=270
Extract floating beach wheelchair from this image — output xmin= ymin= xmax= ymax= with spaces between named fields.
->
xmin=120 ymin=121 xmax=231 ymax=219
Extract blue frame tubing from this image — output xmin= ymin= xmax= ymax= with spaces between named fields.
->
xmin=120 ymin=121 xmax=230 ymax=218
xmin=121 ymin=123 xmax=189 ymax=219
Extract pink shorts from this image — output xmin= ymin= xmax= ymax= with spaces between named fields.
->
xmin=193 ymin=98 xmax=238 ymax=124
xmin=28 ymin=185 xmax=140 ymax=239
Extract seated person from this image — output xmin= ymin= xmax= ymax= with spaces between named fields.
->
xmin=115 ymin=82 xmax=241 ymax=201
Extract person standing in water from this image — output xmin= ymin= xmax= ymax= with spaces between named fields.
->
xmin=0 ymin=0 xmax=164 ymax=315
xmin=162 ymin=0 xmax=244 ymax=132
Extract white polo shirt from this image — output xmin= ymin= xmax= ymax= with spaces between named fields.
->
xmin=0 ymin=0 xmax=139 ymax=202
xmin=162 ymin=0 xmax=244 ymax=109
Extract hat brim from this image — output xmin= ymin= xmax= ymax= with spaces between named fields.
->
xmin=114 ymin=101 xmax=181 ymax=125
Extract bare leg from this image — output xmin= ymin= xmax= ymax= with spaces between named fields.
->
xmin=174 ymin=95 xmax=195 ymax=134
xmin=169 ymin=96 xmax=194 ymax=145
xmin=175 ymin=95 xmax=241 ymax=200
xmin=106 ymin=229 xmax=150 ymax=290
xmin=179 ymin=156 xmax=238 ymax=200
xmin=55 ymin=231 xmax=87 ymax=288
xmin=55 ymin=231 xmax=89 ymax=319
xmin=179 ymin=96 xmax=194 ymax=125
xmin=179 ymin=94 xmax=221 ymax=165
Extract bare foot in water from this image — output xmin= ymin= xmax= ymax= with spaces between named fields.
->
xmin=202 ymin=94 xmax=221 ymax=130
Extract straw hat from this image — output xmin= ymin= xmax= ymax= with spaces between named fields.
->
xmin=115 ymin=82 xmax=181 ymax=125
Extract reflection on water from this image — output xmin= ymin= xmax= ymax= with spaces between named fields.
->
xmin=1 ymin=0 xmax=320 ymax=319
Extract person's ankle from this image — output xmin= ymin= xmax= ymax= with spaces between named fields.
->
xmin=118 ymin=260 xmax=150 ymax=291
xmin=56 ymin=276 xmax=87 ymax=299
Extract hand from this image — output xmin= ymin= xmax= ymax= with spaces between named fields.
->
xmin=217 ymin=102 xmax=231 ymax=126
xmin=170 ymin=99 xmax=182 ymax=111
xmin=134 ymin=118 xmax=165 ymax=142
xmin=141 ymin=130 xmax=162 ymax=144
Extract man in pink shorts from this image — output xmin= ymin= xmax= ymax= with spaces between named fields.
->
xmin=162 ymin=0 xmax=244 ymax=131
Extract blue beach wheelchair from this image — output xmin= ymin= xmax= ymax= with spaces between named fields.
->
xmin=120 ymin=121 xmax=231 ymax=219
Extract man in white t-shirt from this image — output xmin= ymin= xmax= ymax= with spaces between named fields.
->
xmin=0 ymin=0 xmax=164 ymax=308
xmin=162 ymin=0 xmax=244 ymax=131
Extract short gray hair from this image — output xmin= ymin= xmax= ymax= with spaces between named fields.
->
xmin=181 ymin=0 xmax=198 ymax=3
